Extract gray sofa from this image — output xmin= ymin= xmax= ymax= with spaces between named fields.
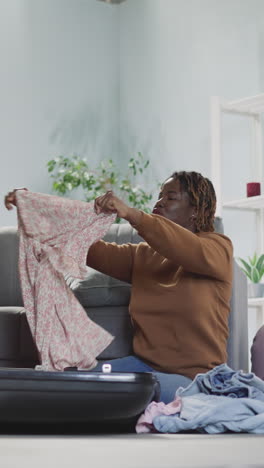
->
xmin=0 ymin=219 xmax=248 ymax=372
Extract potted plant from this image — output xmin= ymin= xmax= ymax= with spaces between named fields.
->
xmin=238 ymin=253 xmax=264 ymax=298
xmin=47 ymin=152 xmax=156 ymax=222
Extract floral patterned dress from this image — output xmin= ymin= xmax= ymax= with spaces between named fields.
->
xmin=16 ymin=190 xmax=115 ymax=371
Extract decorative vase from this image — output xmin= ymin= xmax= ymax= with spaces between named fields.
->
xmin=247 ymin=182 xmax=261 ymax=197
xmin=248 ymin=283 xmax=264 ymax=298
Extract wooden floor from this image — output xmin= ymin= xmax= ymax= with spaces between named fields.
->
xmin=0 ymin=433 xmax=263 ymax=468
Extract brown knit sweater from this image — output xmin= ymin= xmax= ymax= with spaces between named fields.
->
xmin=87 ymin=212 xmax=233 ymax=379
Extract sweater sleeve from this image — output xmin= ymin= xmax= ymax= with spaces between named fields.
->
xmin=135 ymin=212 xmax=233 ymax=281
xmin=86 ymin=240 xmax=136 ymax=283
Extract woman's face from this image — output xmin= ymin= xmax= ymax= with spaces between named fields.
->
xmin=152 ymin=178 xmax=197 ymax=231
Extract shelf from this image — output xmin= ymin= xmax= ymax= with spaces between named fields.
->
xmin=221 ymin=93 xmax=264 ymax=115
xmin=223 ymin=195 xmax=264 ymax=211
xmin=248 ymin=297 xmax=264 ymax=308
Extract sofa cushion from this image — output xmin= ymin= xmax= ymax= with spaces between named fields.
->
xmin=0 ymin=307 xmax=39 ymax=367
xmin=103 ymin=222 xmax=143 ymax=244
xmin=85 ymin=306 xmax=133 ymax=359
xmin=214 ymin=216 xmax=224 ymax=234
xmin=71 ymin=267 xmax=131 ymax=307
xmin=70 ymin=223 xmax=139 ymax=307
xmin=0 ymin=227 xmax=23 ymax=307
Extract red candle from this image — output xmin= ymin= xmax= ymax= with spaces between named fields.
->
xmin=247 ymin=182 xmax=261 ymax=197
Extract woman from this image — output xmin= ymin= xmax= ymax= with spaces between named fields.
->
xmin=5 ymin=171 xmax=233 ymax=403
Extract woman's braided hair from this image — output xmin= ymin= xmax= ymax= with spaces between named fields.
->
xmin=169 ymin=171 xmax=216 ymax=232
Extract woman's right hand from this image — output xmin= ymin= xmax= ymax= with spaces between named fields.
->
xmin=4 ymin=188 xmax=28 ymax=210
xmin=94 ymin=190 xmax=130 ymax=219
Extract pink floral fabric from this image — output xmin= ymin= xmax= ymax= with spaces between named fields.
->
xmin=16 ymin=190 xmax=115 ymax=371
xmin=135 ymin=397 xmax=182 ymax=433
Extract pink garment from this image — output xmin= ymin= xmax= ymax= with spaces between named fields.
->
xmin=16 ymin=190 xmax=115 ymax=371
xmin=136 ymin=397 xmax=182 ymax=433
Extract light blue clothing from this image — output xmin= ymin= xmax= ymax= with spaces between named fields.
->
xmin=93 ymin=356 xmax=192 ymax=404
xmin=176 ymin=363 xmax=264 ymax=401
xmin=152 ymin=364 xmax=264 ymax=434
xmin=153 ymin=393 xmax=264 ymax=434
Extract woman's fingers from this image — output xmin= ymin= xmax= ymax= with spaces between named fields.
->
xmin=94 ymin=191 xmax=129 ymax=219
xmin=94 ymin=194 xmax=106 ymax=214
xmin=4 ymin=188 xmax=28 ymax=210
xmin=94 ymin=191 xmax=117 ymax=214
xmin=4 ymin=191 xmax=17 ymax=210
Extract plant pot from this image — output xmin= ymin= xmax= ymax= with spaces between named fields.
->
xmin=248 ymin=283 xmax=264 ymax=298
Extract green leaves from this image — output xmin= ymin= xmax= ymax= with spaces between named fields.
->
xmin=256 ymin=254 xmax=264 ymax=271
xmin=47 ymin=155 xmax=87 ymax=195
xmin=128 ymin=152 xmax=149 ymax=177
xmin=46 ymin=152 xmax=154 ymax=216
xmin=238 ymin=253 xmax=264 ymax=283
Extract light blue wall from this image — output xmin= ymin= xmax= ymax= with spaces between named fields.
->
xmin=1 ymin=0 xmax=264 ymax=251
xmin=0 ymin=0 xmax=119 ymax=226
xmin=119 ymin=0 xmax=263 ymax=230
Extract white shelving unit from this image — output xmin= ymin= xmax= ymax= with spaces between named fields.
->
xmin=211 ymin=93 xmax=264 ymax=330
xmin=223 ymin=195 xmax=264 ymax=211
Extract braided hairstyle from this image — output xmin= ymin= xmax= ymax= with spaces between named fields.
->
xmin=169 ymin=171 xmax=216 ymax=232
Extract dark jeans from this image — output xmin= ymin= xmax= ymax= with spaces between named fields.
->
xmin=93 ymin=355 xmax=192 ymax=404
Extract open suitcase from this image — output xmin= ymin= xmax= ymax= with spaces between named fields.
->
xmin=0 ymin=367 xmax=160 ymax=433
